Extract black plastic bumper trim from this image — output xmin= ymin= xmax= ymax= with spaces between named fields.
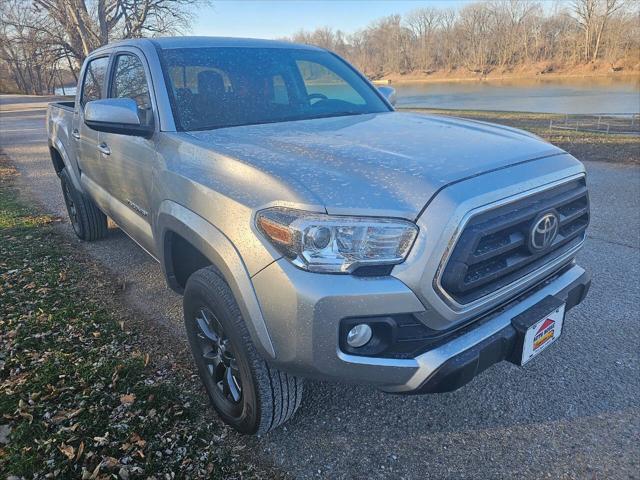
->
xmin=403 ymin=269 xmax=591 ymax=394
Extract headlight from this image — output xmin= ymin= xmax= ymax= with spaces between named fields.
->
xmin=256 ymin=207 xmax=418 ymax=273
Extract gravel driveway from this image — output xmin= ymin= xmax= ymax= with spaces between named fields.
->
xmin=1 ymin=94 xmax=638 ymax=479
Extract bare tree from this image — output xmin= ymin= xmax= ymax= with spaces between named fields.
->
xmin=30 ymin=0 xmax=204 ymax=64
xmin=0 ymin=0 xmax=68 ymax=94
xmin=285 ymin=0 xmax=638 ymax=78
xmin=571 ymin=0 xmax=629 ymax=62
xmin=591 ymin=0 xmax=627 ymax=61
xmin=0 ymin=0 xmax=207 ymax=93
xmin=486 ymin=0 xmax=538 ymax=67
xmin=457 ymin=3 xmax=494 ymax=74
xmin=405 ymin=7 xmax=441 ymax=72
xmin=438 ymin=9 xmax=458 ymax=71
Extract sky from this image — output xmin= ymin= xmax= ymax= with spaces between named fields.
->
xmin=191 ymin=1 xmax=474 ymax=39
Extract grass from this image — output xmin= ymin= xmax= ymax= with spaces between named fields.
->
xmin=404 ymin=108 xmax=640 ymax=165
xmin=0 ymin=158 xmax=281 ymax=478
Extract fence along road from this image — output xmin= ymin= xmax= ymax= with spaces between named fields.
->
xmin=1 ymin=94 xmax=639 ymax=479
xmin=549 ymin=113 xmax=640 ymax=135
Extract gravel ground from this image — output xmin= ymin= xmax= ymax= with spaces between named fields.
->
xmin=1 ymin=94 xmax=639 ymax=479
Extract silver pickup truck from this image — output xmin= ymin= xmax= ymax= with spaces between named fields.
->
xmin=47 ymin=36 xmax=591 ymax=435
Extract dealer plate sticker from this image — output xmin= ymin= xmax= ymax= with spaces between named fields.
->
xmin=521 ymin=303 xmax=566 ymax=365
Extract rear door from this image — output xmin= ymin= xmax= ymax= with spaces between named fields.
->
xmin=73 ymin=55 xmax=110 ymax=187
xmin=100 ymin=48 xmax=158 ymax=254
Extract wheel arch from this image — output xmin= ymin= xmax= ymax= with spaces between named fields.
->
xmin=49 ymin=140 xmax=83 ymax=192
xmin=156 ymin=200 xmax=276 ymax=360
xmin=49 ymin=145 xmax=65 ymax=174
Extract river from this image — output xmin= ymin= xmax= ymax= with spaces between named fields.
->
xmin=393 ymin=75 xmax=639 ymax=114
xmin=56 ymin=75 xmax=639 ymax=115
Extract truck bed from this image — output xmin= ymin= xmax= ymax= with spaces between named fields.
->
xmin=47 ymin=101 xmax=77 ymax=174
xmin=50 ymin=100 xmax=75 ymax=111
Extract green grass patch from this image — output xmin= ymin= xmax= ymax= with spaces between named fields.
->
xmin=0 ymin=159 xmax=279 ymax=478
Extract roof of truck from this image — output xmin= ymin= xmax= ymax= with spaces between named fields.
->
xmin=92 ymin=36 xmax=322 ymax=53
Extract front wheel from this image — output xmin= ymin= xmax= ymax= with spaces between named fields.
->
xmin=183 ymin=267 xmax=303 ymax=434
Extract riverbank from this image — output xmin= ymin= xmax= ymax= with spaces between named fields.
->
xmin=405 ymin=108 xmax=640 ymax=164
xmin=378 ymin=62 xmax=640 ymax=84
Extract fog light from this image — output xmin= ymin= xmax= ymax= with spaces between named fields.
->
xmin=346 ymin=324 xmax=372 ymax=348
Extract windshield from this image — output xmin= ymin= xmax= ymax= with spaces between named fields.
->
xmin=160 ymin=47 xmax=391 ymax=131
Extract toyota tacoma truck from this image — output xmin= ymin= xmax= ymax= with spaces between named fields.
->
xmin=47 ymin=37 xmax=591 ymax=435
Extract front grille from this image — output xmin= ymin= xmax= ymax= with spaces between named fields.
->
xmin=440 ymin=178 xmax=589 ymax=304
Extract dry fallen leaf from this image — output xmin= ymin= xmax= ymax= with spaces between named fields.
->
xmin=18 ymin=411 xmax=33 ymax=423
xmin=58 ymin=442 xmax=75 ymax=460
xmin=59 ymin=422 xmax=80 ymax=433
xmin=102 ymin=456 xmax=119 ymax=470
xmin=51 ymin=408 xmax=83 ymax=424
xmin=120 ymin=393 xmax=136 ymax=406
xmin=76 ymin=441 xmax=84 ymax=462
xmin=129 ymin=433 xmax=146 ymax=449
xmin=90 ymin=462 xmax=101 ymax=479
xmin=93 ymin=434 xmax=109 ymax=447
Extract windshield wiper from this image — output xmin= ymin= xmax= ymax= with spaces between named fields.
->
xmin=305 ymin=111 xmax=366 ymax=120
xmin=189 ymin=111 xmax=370 ymax=131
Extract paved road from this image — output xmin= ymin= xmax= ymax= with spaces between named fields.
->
xmin=1 ymin=95 xmax=639 ymax=479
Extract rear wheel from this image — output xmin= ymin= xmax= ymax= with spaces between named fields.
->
xmin=59 ymin=168 xmax=108 ymax=241
xmin=183 ymin=266 xmax=303 ymax=435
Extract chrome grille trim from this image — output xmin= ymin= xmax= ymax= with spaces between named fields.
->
xmin=433 ymin=174 xmax=588 ymax=312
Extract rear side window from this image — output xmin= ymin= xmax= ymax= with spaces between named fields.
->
xmin=110 ymin=54 xmax=153 ymax=125
xmin=81 ymin=57 xmax=109 ymax=106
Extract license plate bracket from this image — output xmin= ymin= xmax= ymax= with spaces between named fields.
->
xmin=510 ymin=295 xmax=566 ymax=366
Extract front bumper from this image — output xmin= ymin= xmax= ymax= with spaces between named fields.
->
xmin=251 ymin=260 xmax=590 ymax=393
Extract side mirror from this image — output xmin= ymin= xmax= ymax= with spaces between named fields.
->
xmin=84 ymin=98 xmax=153 ymax=137
xmin=377 ymin=86 xmax=397 ymax=107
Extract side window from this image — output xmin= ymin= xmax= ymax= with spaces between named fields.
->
xmin=296 ymin=60 xmax=365 ymax=105
xmin=271 ymin=75 xmax=289 ymax=105
xmin=168 ymin=66 xmax=231 ymax=93
xmin=110 ymin=54 xmax=152 ymax=124
xmin=81 ymin=57 xmax=109 ymax=106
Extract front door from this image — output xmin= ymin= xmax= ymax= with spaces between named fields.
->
xmin=100 ymin=50 xmax=158 ymax=255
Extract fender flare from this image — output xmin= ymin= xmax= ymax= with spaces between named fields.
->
xmin=49 ymin=139 xmax=83 ymax=192
xmin=156 ymin=200 xmax=276 ymax=360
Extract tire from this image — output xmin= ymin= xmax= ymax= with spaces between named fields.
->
xmin=59 ymin=168 xmax=108 ymax=241
xmin=183 ymin=266 xmax=303 ymax=435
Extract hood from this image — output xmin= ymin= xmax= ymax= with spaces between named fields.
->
xmin=187 ymin=111 xmax=564 ymax=219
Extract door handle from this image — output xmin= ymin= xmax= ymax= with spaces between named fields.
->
xmin=97 ymin=143 xmax=111 ymax=156
xmin=71 ymin=129 xmax=80 ymax=140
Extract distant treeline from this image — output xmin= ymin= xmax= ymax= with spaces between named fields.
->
xmin=286 ymin=0 xmax=640 ymax=79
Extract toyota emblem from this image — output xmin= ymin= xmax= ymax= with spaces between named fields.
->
xmin=529 ymin=212 xmax=559 ymax=252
